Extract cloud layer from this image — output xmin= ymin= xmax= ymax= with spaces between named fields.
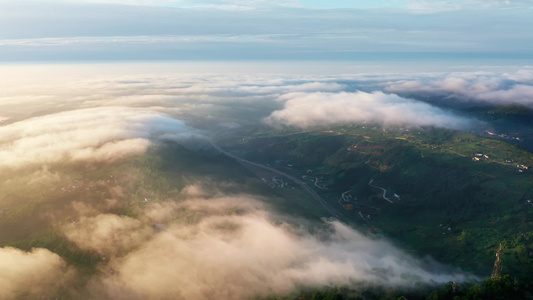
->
xmin=62 ymin=190 xmax=473 ymax=299
xmin=0 ymin=66 xmax=484 ymax=136
xmin=1 ymin=67 xmax=510 ymax=298
xmin=386 ymin=70 xmax=533 ymax=108
xmin=6 ymin=67 xmax=533 ymax=163
xmin=0 ymin=247 xmax=73 ymax=299
xmin=0 ymin=107 xmax=196 ymax=168
xmin=266 ymin=91 xmax=471 ymax=129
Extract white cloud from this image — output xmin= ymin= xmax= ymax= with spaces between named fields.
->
xmin=0 ymin=247 xmax=73 ymax=299
xmin=386 ymin=70 xmax=533 ymax=107
xmin=52 ymin=0 xmax=301 ymax=9
xmin=265 ymin=91 xmax=471 ymax=129
xmin=503 ymin=70 xmax=533 ymax=84
xmin=399 ymin=0 xmax=533 ymax=12
xmin=63 ymin=214 xmax=152 ymax=255
xmin=0 ymin=107 xmax=198 ymax=168
xmin=7 ymin=68 xmax=533 ymax=173
xmin=62 ymin=193 xmax=473 ymax=299
xmin=0 ymin=69 xmax=493 ymax=155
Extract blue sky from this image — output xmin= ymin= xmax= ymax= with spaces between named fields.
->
xmin=0 ymin=0 xmax=532 ymax=62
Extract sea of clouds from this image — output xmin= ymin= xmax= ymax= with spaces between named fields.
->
xmin=2 ymin=67 xmax=530 ymax=298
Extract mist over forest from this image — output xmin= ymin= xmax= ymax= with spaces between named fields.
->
xmin=1 ymin=0 xmax=532 ymax=297
xmin=1 ymin=65 xmax=533 ymax=299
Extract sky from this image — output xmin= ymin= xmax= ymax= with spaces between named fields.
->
xmin=1 ymin=0 xmax=532 ymax=62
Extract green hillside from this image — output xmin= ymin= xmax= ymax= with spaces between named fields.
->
xmin=218 ymin=124 xmax=533 ymax=282
xmin=2 ymin=125 xmax=533 ymax=298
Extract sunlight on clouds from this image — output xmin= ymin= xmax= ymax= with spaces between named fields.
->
xmin=265 ymin=91 xmax=471 ymax=129
xmin=2 ymin=66 xmax=531 ymax=169
xmin=0 ymin=247 xmax=74 ymax=299
xmin=0 ymin=66 xmax=485 ymax=161
xmin=386 ymin=70 xmax=533 ymax=108
xmin=62 ymin=191 xmax=475 ymax=300
xmin=0 ymin=107 xmax=196 ymax=168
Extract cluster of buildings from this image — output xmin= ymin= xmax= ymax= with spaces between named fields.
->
xmin=472 ymin=152 xmax=529 ymax=173
xmin=485 ymin=130 xmax=521 ymax=141
xmin=517 ymin=164 xmax=529 ymax=172
xmin=472 ymin=153 xmax=490 ymax=161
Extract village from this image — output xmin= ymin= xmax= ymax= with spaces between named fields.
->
xmin=471 ymin=152 xmax=529 ymax=172
xmin=485 ymin=130 xmax=522 ymax=142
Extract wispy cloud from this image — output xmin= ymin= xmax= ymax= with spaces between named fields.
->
xmin=20 ymin=0 xmax=533 ymax=10
xmin=47 ymin=0 xmax=302 ymax=9
xmin=0 ymin=0 xmax=531 ymax=61
xmin=0 ymin=34 xmax=295 ymax=47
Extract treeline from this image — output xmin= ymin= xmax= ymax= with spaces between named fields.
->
xmin=253 ymin=275 xmax=533 ymax=300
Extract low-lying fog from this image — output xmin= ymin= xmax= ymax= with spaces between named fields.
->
xmin=3 ymin=63 xmax=531 ymax=298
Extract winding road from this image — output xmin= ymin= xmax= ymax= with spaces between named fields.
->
xmin=339 ymin=190 xmax=351 ymax=203
xmin=302 ymin=175 xmax=328 ymax=190
xmin=209 ymin=139 xmax=342 ymax=218
xmin=272 ymin=176 xmax=284 ymax=188
xmin=368 ymin=179 xmax=394 ymax=203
